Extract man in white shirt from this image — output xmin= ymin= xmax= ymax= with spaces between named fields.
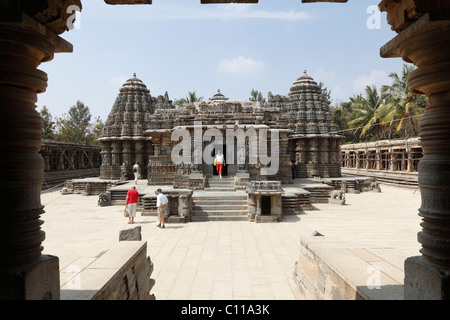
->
xmin=156 ymin=188 xmax=168 ymax=228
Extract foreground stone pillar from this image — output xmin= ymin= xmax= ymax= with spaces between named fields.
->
xmin=0 ymin=12 xmax=74 ymax=299
xmin=380 ymin=5 xmax=450 ymax=299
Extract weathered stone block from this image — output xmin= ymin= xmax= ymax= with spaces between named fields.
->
xmin=0 ymin=255 xmax=60 ymax=300
xmin=404 ymin=255 xmax=450 ymax=300
xmin=119 ymin=226 xmax=142 ymax=241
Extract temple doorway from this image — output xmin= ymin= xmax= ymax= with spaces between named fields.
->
xmin=261 ymin=196 xmax=271 ymax=215
xmin=213 ymin=145 xmax=228 ymax=177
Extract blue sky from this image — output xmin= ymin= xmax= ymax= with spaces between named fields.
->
xmin=37 ymin=0 xmax=408 ymax=120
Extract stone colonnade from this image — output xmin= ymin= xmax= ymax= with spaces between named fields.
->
xmin=340 ymin=138 xmax=422 ymax=172
xmin=99 ymin=138 xmax=152 ymax=180
xmin=41 ymin=140 xmax=101 ymax=172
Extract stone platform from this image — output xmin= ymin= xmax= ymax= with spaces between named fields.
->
xmin=62 ymin=176 xmax=380 ymax=223
xmin=41 ymin=178 xmax=422 ymax=300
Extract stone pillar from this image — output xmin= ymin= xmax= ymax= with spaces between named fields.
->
xmin=389 ymin=148 xmax=395 ymax=171
xmin=58 ymin=150 xmax=65 ymax=171
xmin=407 ymin=150 xmax=414 ymax=173
xmin=111 ymin=141 xmax=121 ymax=179
xmin=380 ymin=5 xmax=450 ymax=299
xmin=256 ymin=196 xmax=262 ymax=217
xmin=121 ymin=140 xmax=132 ymax=179
xmin=376 ymin=150 xmax=382 ymax=171
xmin=355 ymin=152 xmax=361 ymax=169
xmin=0 ymin=13 xmax=74 ymax=299
xmin=100 ymin=142 xmax=112 ymax=179
xmin=42 ymin=152 xmax=50 ymax=172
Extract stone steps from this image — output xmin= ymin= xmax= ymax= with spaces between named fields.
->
xmin=205 ymin=177 xmax=235 ymax=192
xmin=193 ymin=204 xmax=247 ymax=210
xmin=191 ymin=193 xmax=248 ymax=222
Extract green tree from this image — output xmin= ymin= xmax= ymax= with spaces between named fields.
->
xmin=39 ymin=105 xmax=55 ymax=140
xmin=347 ymin=85 xmax=391 ymax=141
xmin=318 ymin=82 xmax=332 ymax=106
xmin=89 ymin=116 xmax=105 ymax=146
xmin=174 ymin=91 xmax=204 ymax=106
xmin=55 ymin=101 xmax=94 ymax=144
xmin=249 ymin=89 xmax=266 ymax=106
xmin=331 ymin=100 xmax=355 ymax=143
xmin=383 ymin=64 xmax=427 ymax=137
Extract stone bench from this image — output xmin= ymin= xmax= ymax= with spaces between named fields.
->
xmin=60 ymin=241 xmax=155 ymax=300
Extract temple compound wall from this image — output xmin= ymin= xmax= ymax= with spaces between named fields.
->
xmin=40 ymin=140 xmax=101 ymax=189
xmin=340 ymin=138 xmax=421 ymax=187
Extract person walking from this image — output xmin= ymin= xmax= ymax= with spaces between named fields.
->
xmin=291 ymin=160 xmax=297 ymax=180
xmin=156 ymin=188 xmax=168 ymax=229
xmin=132 ymin=161 xmax=140 ymax=185
xmin=214 ymin=150 xmax=225 ymax=178
xmin=125 ymin=186 xmax=139 ymax=224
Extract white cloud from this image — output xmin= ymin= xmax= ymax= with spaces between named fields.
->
xmin=352 ymin=70 xmax=390 ymax=93
xmin=216 ymin=56 xmax=265 ymax=75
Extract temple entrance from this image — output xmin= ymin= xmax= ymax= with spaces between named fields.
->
xmin=213 ymin=144 xmax=228 ymax=176
xmin=261 ymin=196 xmax=271 ymax=215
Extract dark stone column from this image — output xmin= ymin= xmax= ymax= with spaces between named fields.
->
xmin=0 ymin=14 xmax=74 ymax=299
xmin=381 ymin=10 xmax=450 ymax=299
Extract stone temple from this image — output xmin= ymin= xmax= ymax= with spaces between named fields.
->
xmin=99 ymin=73 xmax=173 ymax=181
xmin=99 ymin=71 xmax=342 ymax=189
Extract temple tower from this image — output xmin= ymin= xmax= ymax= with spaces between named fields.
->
xmin=98 ymin=74 xmax=173 ymax=180
xmin=267 ymin=71 xmax=342 ymax=178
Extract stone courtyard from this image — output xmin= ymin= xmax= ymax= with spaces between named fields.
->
xmin=41 ymin=181 xmax=421 ymax=300
xmin=2 ymin=0 xmax=450 ymax=302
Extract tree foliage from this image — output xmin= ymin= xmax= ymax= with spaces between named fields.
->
xmin=41 ymin=101 xmax=104 ymax=145
xmin=174 ymin=91 xmax=204 ymax=106
xmin=334 ymin=64 xmax=427 ymax=144
xmin=39 ymin=105 xmax=55 ymax=140
xmin=249 ymin=89 xmax=266 ymax=106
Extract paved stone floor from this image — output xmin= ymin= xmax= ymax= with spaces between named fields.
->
xmin=41 ymin=181 xmax=422 ymax=300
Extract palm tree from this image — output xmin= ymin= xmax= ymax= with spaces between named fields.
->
xmin=383 ymin=64 xmax=427 ymax=137
xmin=182 ymin=91 xmax=204 ymax=104
xmin=347 ymin=85 xmax=391 ymax=141
xmin=174 ymin=91 xmax=204 ymax=107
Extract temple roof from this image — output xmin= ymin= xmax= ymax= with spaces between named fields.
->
xmin=209 ymin=89 xmax=229 ymax=101
xmin=119 ymin=73 xmax=150 ymax=94
xmin=289 ymin=70 xmax=320 ymax=96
